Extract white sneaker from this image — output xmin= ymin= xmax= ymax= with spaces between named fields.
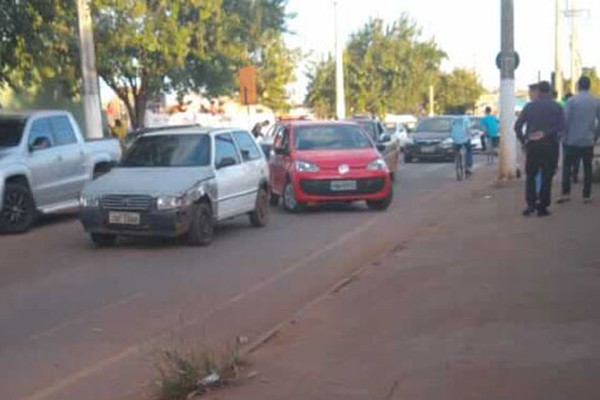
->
xmin=556 ymin=196 xmax=571 ymax=204
xmin=583 ymin=197 xmax=593 ymax=204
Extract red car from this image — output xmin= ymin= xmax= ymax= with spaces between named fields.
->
xmin=269 ymin=121 xmax=393 ymax=212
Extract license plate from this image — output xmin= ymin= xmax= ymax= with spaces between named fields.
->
xmin=421 ymin=146 xmax=436 ymax=153
xmin=108 ymin=211 xmax=140 ymax=226
xmin=331 ymin=180 xmax=357 ymax=191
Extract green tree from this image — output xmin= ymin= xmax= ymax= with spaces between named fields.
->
xmin=305 ymin=16 xmax=445 ymax=118
xmin=435 ymin=68 xmax=484 ymax=114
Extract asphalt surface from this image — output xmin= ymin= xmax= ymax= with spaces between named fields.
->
xmin=0 ymin=159 xmax=476 ymax=400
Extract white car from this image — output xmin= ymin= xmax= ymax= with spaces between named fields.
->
xmin=383 ymin=121 xmax=409 ymax=150
xmin=80 ymin=127 xmax=270 ymax=246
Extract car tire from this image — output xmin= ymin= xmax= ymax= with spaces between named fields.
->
xmin=0 ymin=183 xmax=36 ymax=234
xmin=90 ymin=233 xmax=117 ymax=247
xmin=366 ymin=188 xmax=393 ymax=211
xmin=250 ymin=188 xmax=269 ymax=227
xmin=282 ymin=181 xmax=304 ymax=213
xmin=269 ymin=191 xmax=280 ymax=206
xmin=187 ymin=202 xmax=214 ymax=246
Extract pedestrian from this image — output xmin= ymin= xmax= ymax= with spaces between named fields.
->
xmin=557 ymin=76 xmax=600 ymax=204
xmin=252 ymin=120 xmax=269 ymax=139
xmin=562 ymin=92 xmax=581 ymax=183
xmin=480 ymin=106 xmax=500 ymax=161
xmin=515 ymin=81 xmax=565 ymax=217
xmin=112 ymin=119 xmax=127 ymax=139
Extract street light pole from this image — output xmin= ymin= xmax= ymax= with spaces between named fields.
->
xmin=333 ymin=0 xmax=346 ymax=120
xmin=76 ymin=0 xmax=103 ymax=138
xmin=498 ymin=0 xmax=517 ymax=180
xmin=554 ymin=0 xmax=563 ymax=100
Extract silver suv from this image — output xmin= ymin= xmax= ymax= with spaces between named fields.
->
xmin=79 ymin=127 xmax=270 ymax=246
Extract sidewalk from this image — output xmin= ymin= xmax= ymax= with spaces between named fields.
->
xmin=209 ymin=173 xmax=600 ymax=400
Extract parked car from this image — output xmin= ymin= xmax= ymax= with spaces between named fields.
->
xmin=79 ymin=127 xmax=269 ymax=247
xmin=403 ymin=116 xmax=458 ymax=163
xmin=269 ymin=121 xmax=393 ymax=212
xmin=351 ymin=117 xmax=401 ymax=180
xmin=469 ymin=117 xmax=485 ymax=152
xmin=383 ymin=121 xmax=410 ymax=150
xmin=0 ymin=110 xmax=121 ymax=233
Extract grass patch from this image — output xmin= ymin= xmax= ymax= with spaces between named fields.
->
xmin=156 ymin=342 xmax=243 ymax=400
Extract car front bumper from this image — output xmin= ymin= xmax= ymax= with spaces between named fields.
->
xmin=405 ymin=144 xmax=455 ymax=159
xmin=79 ymin=206 xmax=194 ymax=238
xmin=292 ymin=171 xmax=391 ymax=203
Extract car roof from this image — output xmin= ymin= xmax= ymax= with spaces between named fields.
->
xmin=0 ymin=110 xmax=71 ymax=119
xmin=284 ymin=120 xmax=360 ymax=127
xmin=142 ymin=126 xmax=247 ymax=137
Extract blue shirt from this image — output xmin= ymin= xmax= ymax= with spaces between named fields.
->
xmin=450 ymin=117 xmax=471 ymax=145
xmin=480 ymin=115 xmax=499 ymax=138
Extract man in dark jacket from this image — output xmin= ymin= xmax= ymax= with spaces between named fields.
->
xmin=515 ymin=81 xmax=566 ymax=217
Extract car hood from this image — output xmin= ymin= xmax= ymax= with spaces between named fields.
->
xmin=83 ymin=167 xmax=215 ymax=197
xmin=296 ymin=149 xmax=379 ymax=169
xmin=411 ymin=132 xmax=450 ymax=142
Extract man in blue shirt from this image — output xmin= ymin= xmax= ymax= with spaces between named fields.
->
xmin=451 ymin=116 xmax=473 ymax=176
xmin=480 ymin=107 xmax=500 ymax=150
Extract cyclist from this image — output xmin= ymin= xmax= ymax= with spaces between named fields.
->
xmin=451 ymin=116 xmax=473 ymax=176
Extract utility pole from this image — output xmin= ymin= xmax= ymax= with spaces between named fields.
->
xmin=76 ymin=0 xmax=103 ymax=138
xmin=554 ymin=0 xmax=563 ymax=99
xmin=428 ymin=85 xmax=435 ymax=116
xmin=333 ymin=0 xmax=346 ymax=120
xmin=498 ymin=0 xmax=517 ymax=180
xmin=565 ymin=0 xmax=589 ymax=94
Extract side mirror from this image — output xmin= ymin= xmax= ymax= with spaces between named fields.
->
xmin=379 ymin=134 xmax=392 ymax=143
xmin=29 ymin=136 xmax=52 ymax=152
xmin=274 ymin=147 xmax=289 ymax=156
xmin=216 ymin=156 xmax=237 ymax=170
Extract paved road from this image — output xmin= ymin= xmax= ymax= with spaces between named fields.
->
xmin=0 ymin=159 xmax=479 ymax=400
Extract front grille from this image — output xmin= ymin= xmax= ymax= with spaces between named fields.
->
xmin=300 ymin=178 xmax=385 ymax=196
xmin=100 ymin=195 xmax=153 ymax=211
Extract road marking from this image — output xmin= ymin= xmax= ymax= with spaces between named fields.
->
xmin=23 ymin=216 xmax=381 ymax=400
xmin=29 ymin=291 xmax=146 ymax=341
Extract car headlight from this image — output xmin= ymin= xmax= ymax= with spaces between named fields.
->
xmin=441 ymin=138 xmax=454 ymax=148
xmin=295 ymin=160 xmax=320 ymax=172
xmin=366 ymin=158 xmax=388 ymax=171
xmin=156 ymin=196 xmax=185 ymax=211
xmin=80 ymin=194 xmax=99 ymax=208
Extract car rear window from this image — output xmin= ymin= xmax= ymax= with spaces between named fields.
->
xmin=0 ymin=117 xmax=26 ymax=148
xmin=121 ymin=134 xmax=211 ymax=167
xmin=294 ymin=125 xmax=372 ymax=151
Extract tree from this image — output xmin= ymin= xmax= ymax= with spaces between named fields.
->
xmin=435 ymin=68 xmax=484 ymax=114
xmin=305 ymin=16 xmax=445 ymax=118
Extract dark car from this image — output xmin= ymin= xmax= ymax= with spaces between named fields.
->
xmin=403 ymin=116 xmax=457 ymax=163
xmin=351 ymin=118 xmax=400 ymax=180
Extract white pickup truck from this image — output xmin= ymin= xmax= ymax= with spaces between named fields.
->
xmin=0 ymin=110 xmax=121 ymax=233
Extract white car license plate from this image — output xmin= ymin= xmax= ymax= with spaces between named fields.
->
xmin=331 ymin=180 xmax=357 ymax=191
xmin=421 ymin=146 xmax=436 ymax=153
xmin=108 ymin=211 xmax=140 ymax=226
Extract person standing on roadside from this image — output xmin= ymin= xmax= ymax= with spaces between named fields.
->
xmin=480 ymin=106 xmax=500 ymax=153
xmin=515 ymin=81 xmax=565 ymax=217
xmin=558 ymin=76 xmax=600 ymax=204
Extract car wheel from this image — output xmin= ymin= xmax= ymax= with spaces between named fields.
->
xmin=0 ymin=183 xmax=35 ymax=234
xmin=250 ymin=188 xmax=269 ymax=227
xmin=366 ymin=188 xmax=393 ymax=211
xmin=282 ymin=181 xmax=304 ymax=213
xmin=187 ymin=202 xmax=214 ymax=246
xmin=90 ymin=233 xmax=117 ymax=247
xmin=269 ymin=191 xmax=280 ymax=206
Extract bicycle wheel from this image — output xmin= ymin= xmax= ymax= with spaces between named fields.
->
xmin=455 ymin=147 xmax=465 ymax=181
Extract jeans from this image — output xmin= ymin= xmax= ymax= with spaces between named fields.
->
xmin=562 ymin=144 xmax=594 ymax=198
xmin=525 ymin=140 xmax=559 ymax=209
xmin=455 ymin=143 xmax=473 ymax=170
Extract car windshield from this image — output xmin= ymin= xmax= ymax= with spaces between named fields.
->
xmin=121 ymin=134 xmax=211 ymax=167
xmin=294 ymin=125 xmax=372 ymax=151
xmin=0 ymin=117 xmax=26 ymax=148
xmin=416 ymin=118 xmax=453 ymax=133
xmin=354 ymin=120 xmax=378 ymax=140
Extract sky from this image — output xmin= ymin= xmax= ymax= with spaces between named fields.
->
xmin=285 ymin=0 xmax=600 ymax=100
